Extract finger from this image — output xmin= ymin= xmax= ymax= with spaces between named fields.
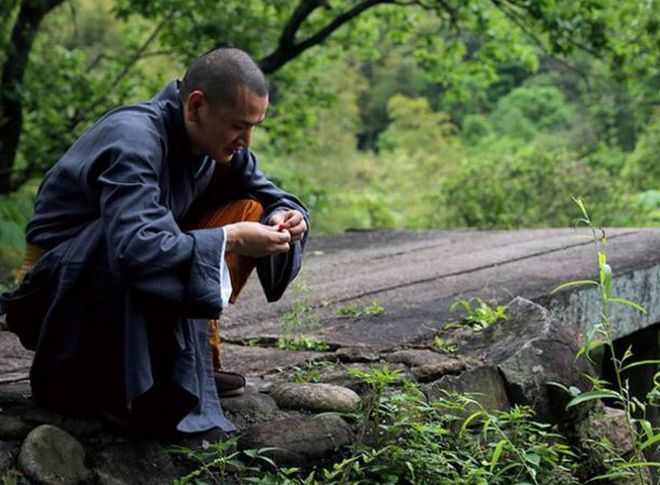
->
xmin=284 ymin=211 xmax=302 ymax=226
xmin=273 ymin=230 xmax=291 ymax=243
xmin=269 ymin=212 xmax=285 ymax=226
xmin=272 ymin=242 xmax=290 ymax=254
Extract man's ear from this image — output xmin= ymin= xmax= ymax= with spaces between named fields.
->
xmin=184 ymin=90 xmax=205 ymax=123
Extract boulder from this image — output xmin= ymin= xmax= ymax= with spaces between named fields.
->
xmin=460 ymin=297 xmax=594 ymax=422
xmin=422 ymin=366 xmax=510 ymax=414
xmin=239 ymin=415 xmax=353 ymax=466
xmin=18 ymin=424 xmax=91 ymax=484
xmin=578 ymin=407 xmax=634 ymax=456
xmin=90 ymin=439 xmax=178 ymax=485
xmin=270 ymin=383 xmax=360 ymax=413
xmin=0 ymin=415 xmax=32 ymax=440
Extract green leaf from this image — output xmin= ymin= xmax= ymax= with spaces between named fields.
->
xmin=566 ymin=389 xmax=622 ymax=408
xmin=523 ymin=452 xmax=541 ymax=467
xmin=609 ymin=297 xmax=647 ymax=313
xmin=490 ymin=439 xmax=507 ymax=472
xmin=460 ymin=410 xmax=484 ymax=432
xmin=550 ymin=280 xmax=598 ymax=295
xmin=621 ymin=360 xmax=660 ymax=371
xmin=599 ymin=261 xmax=612 ymax=300
xmin=640 ymin=432 xmax=660 ymax=451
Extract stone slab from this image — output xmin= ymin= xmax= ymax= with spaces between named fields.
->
xmin=222 ymin=228 xmax=660 ymax=348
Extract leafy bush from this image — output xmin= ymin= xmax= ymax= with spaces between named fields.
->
xmin=622 ymin=108 xmax=660 ymax=191
xmin=489 ymin=84 xmax=575 ymax=140
xmin=442 ymin=140 xmax=629 ymax=228
xmin=0 ymin=187 xmax=35 ymax=290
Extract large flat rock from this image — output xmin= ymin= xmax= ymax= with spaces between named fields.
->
xmin=222 ymin=228 xmax=660 ymax=350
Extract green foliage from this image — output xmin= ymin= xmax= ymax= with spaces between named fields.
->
xmin=289 ymin=360 xmax=336 ymax=384
xmin=552 ymin=198 xmax=660 ymax=483
xmin=622 ymin=109 xmax=660 ymax=191
xmin=447 ymin=297 xmax=508 ymax=331
xmin=433 ymin=335 xmax=457 ymax=354
xmin=443 ymin=140 xmax=629 ymax=228
xmin=195 ymin=388 xmax=582 ymax=483
xmin=278 ymin=278 xmax=329 ymax=352
xmin=377 ymin=95 xmax=458 ymax=154
xmin=276 ymin=336 xmax=330 ymax=353
xmin=0 ymin=185 xmax=36 ymax=289
xmin=489 ymin=84 xmax=575 ymax=141
xmin=337 ymin=300 xmax=386 ymax=318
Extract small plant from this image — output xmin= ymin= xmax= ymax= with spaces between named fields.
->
xmin=277 ymin=335 xmax=330 ymax=352
xmin=279 ymin=278 xmax=323 ymax=350
xmin=337 ymin=300 xmax=386 ymax=318
xmin=447 ymin=296 xmax=508 ymax=331
xmin=551 ymin=198 xmax=660 ymax=483
xmin=290 ymin=360 xmax=336 ymax=383
xmin=433 ymin=335 xmax=457 ymax=353
xmin=170 ymin=437 xmax=277 ymax=484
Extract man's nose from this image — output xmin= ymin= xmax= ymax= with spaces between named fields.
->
xmin=239 ymin=127 xmax=253 ymax=148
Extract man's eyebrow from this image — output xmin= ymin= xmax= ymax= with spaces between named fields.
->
xmin=236 ymin=117 xmax=266 ymax=127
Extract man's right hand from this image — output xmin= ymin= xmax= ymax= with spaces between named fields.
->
xmin=224 ymin=222 xmax=291 ymax=257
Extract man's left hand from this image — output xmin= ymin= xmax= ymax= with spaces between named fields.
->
xmin=269 ymin=210 xmax=307 ymax=243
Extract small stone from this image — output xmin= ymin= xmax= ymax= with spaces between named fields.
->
xmin=239 ymin=415 xmax=353 ymax=466
xmin=412 ymin=358 xmax=471 ymax=383
xmin=18 ymin=424 xmax=91 ymax=484
xmin=334 ymin=347 xmax=380 ymax=363
xmin=383 ymin=349 xmax=445 ymax=368
xmin=0 ymin=415 xmax=32 ymax=440
xmin=220 ymin=388 xmax=279 ymax=416
xmin=270 ymin=383 xmax=360 ymax=413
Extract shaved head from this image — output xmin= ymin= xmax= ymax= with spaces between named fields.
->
xmin=180 ymin=47 xmax=268 ymax=108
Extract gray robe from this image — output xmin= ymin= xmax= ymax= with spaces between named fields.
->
xmin=1 ymin=82 xmax=309 ymax=434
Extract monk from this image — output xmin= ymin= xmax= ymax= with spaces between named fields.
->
xmin=0 ymin=48 xmax=309 ymax=438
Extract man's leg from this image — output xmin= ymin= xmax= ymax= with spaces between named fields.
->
xmin=189 ymin=198 xmax=264 ymax=396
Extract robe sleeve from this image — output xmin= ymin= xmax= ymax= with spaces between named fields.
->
xmin=229 ymin=150 xmax=310 ymax=302
xmin=96 ymin=119 xmax=225 ymax=318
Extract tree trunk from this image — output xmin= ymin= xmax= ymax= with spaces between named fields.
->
xmin=0 ymin=0 xmax=64 ymax=195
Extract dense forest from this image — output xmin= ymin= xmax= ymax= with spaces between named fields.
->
xmin=1 ymin=0 xmax=659 ymax=288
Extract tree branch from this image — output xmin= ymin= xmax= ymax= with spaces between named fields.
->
xmin=0 ymin=0 xmax=65 ymax=194
xmin=68 ymin=8 xmax=175 ymax=129
xmin=278 ymin=0 xmax=323 ymax=50
xmin=259 ymin=0 xmax=394 ymax=73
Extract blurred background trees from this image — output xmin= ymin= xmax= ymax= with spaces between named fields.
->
xmin=1 ymin=0 xmax=659 ymax=287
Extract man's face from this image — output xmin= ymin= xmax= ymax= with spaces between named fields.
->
xmin=184 ymin=84 xmax=268 ymax=164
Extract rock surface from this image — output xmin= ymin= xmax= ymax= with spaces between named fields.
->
xmin=423 ymin=366 xmax=510 ymax=414
xmin=90 ymin=439 xmax=178 ymax=485
xmin=270 ymin=382 xmax=361 ymax=413
xmin=459 ymin=297 xmax=594 ymax=422
xmin=18 ymin=424 xmax=91 ymax=484
xmin=0 ymin=415 xmax=32 ymax=440
xmin=221 ymin=387 xmax=281 ymax=430
xmin=239 ymin=415 xmax=353 ymax=466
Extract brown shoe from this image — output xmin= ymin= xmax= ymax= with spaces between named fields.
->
xmin=214 ymin=370 xmax=246 ymax=398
